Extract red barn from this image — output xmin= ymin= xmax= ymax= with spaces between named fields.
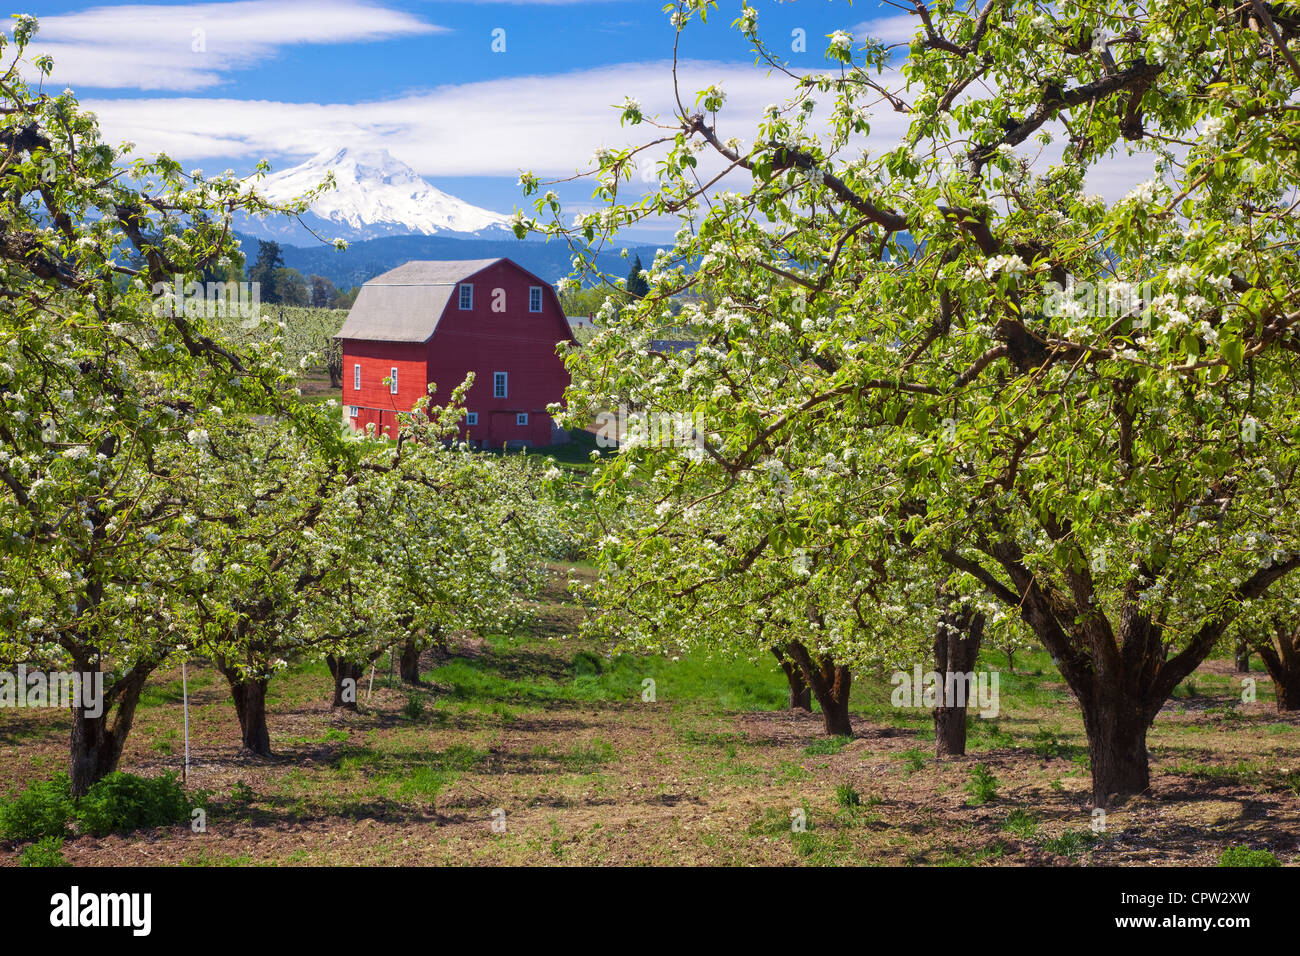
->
xmin=335 ymin=258 xmax=575 ymax=447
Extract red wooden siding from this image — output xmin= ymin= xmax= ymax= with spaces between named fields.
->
xmin=341 ymin=339 xmax=429 ymax=438
xmin=339 ymin=259 xmax=574 ymax=447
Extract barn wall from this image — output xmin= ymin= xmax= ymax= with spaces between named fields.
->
xmin=340 ymin=339 xmax=427 ymax=437
xmin=426 ymin=260 xmax=573 ymax=448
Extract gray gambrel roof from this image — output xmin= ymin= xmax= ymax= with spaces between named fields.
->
xmin=334 ymin=258 xmax=503 ymax=343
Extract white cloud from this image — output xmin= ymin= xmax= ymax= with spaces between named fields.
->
xmin=852 ymin=15 xmax=921 ymax=47
xmin=23 ymin=0 xmax=442 ymax=90
xmin=86 ymin=59 xmax=889 ymax=178
xmin=82 ymin=54 xmax=1152 ymax=210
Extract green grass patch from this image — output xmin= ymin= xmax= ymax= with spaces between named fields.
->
xmin=804 ymin=735 xmax=852 ymax=756
xmin=835 ymin=782 xmax=861 ymax=808
xmin=896 ymin=747 xmax=928 ymax=774
xmin=1039 ymin=830 xmax=1096 ymax=858
xmin=964 ymin=763 xmax=999 ymax=806
xmin=1001 ymin=808 xmax=1040 ymax=838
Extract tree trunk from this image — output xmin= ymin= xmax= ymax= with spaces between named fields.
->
xmin=326 ymin=656 xmax=365 ymax=711
xmin=932 ymin=601 xmax=986 ymax=758
xmin=1234 ymin=642 xmax=1251 ymax=673
xmin=952 ymin=532 xmax=1300 ymax=804
xmin=785 ymin=640 xmax=852 ymax=736
xmin=399 ymin=637 xmax=422 ymax=685
xmin=993 ymin=573 xmax=1170 ymax=805
xmin=1078 ymin=688 xmax=1153 ymax=805
xmin=71 ymin=710 xmax=124 ymax=799
xmin=1274 ymin=671 xmax=1300 ymax=711
xmin=1258 ymin=620 xmax=1300 ymax=712
xmin=772 ymin=645 xmax=811 ymax=711
xmin=68 ymin=664 xmax=150 ymax=798
xmin=226 ymin=674 xmax=272 ymax=756
xmin=325 ymin=338 xmax=342 ymax=389
xmin=214 ymin=655 xmax=274 ymax=756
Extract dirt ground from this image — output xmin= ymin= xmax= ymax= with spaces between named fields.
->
xmin=2 ymin=567 xmax=1297 ymax=866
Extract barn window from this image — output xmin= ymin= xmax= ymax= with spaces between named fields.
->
xmin=494 ymin=371 xmax=507 ymax=398
xmin=353 ymin=364 xmax=360 ymax=390
xmin=459 ymin=284 xmax=474 ymax=310
xmin=390 ymin=367 xmax=398 ymax=395
xmin=529 ymin=286 xmax=543 ymax=312
xmin=348 ymin=405 xmax=359 ymax=418
xmin=516 ymin=412 xmax=529 ymax=426
xmin=466 ymin=412 xmax=478 ymax=426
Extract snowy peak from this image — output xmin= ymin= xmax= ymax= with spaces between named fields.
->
xmin=254 ymin=147 xmax=511 ymax=240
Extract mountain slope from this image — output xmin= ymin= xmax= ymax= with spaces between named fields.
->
xmin=238 ymin=147 xmax=512 ymax=243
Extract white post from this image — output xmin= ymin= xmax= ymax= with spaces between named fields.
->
xmin=367 ymin=663 xmax=376 ymax=699
xmin=181 ymin=660 xmax=191 ymax=786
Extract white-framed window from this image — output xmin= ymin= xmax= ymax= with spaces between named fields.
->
xmin=466 ymin=412 xmax=478 ymax=426
xmin=348 ymin=405 xmax=359 ymax=418
xmin=516 ymin=412 xmax=529 ymax=426
xmin=389 ymin=367 xmax=398 ymax=395
xmin=353 ymin=364 xmax=360 ymax=390
xmin=529 ymin=286 xmax=543 ymax=313
xmin=493 ymin=371 xmax=507 ymax=398
xmin=459 ymin=283 xmax=474 ymax=310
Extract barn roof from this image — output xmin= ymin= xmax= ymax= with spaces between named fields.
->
xmin=334 ymin=258 xmax=503 ymax=343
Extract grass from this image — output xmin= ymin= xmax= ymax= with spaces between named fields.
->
xmin=1039 ymin=830 xmax=1097 ymax=859
xmin=897 ymin=747 xmax=929 ymax=774
xmin=1001 ymin=809 xmax=1040 ymax=838
xmin=3 ymin=568 xmax=1297 ymax=867
xmin=804 ymin=735 xmax=852 ymax=756
xmin=835 ymin=783 xmax=861 ymax=808
xmin=964 ymin=764 xmax=999 ymax=806
xmin=19 ymin=836 xmax=68 ymax=867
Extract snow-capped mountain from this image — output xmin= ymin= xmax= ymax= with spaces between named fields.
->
xmin=238 ymin=147 xmax=512 ymax=243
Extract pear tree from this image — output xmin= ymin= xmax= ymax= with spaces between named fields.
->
xmin=525 ymin=0 xmax=1300 ymax=803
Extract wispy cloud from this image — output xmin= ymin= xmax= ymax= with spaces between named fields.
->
xmin=83 ymin=52 xmax=1151 ymax=210
xmin=86 ymin=59 xmax=871 ymax=179
xmin=852 ymin=14 xmax=920 ymax=47
xmin=23 ymin=0 xmax=442 ymax=91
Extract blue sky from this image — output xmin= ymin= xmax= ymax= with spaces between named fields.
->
xmin=18 ymin=1 xmax=919 ymax=225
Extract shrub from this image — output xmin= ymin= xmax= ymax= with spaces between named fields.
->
xmin=1219 ymin=846 xmax=1280 ymax=867
xmin=19 ymin=836 xmax=68 ymax=867
xmin=964 ymin=763 xmax=999 ymax=806
xmin=71 ymin=771 xmax=192 ymax=836
xmin=0 ymin=775 xmax=72 ymax=841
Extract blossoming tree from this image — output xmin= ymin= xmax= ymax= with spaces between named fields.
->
xmin=523 ymin=0 xmax=1300 ymax=802
xmin=0 ymin=18 xmax=334 ymax=794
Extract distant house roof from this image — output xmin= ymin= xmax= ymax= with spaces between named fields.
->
xmin=566 ymin=314 xmax=597 ymax=328
xmin=335 ymin=258 xmax=503 ymax=343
